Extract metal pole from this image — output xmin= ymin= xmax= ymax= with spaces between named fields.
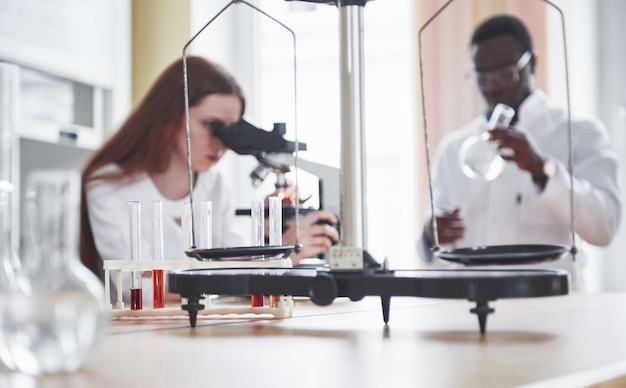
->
xmin=337 ymin=0 xmax=367 ymax=262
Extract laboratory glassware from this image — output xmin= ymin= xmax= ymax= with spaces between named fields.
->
xmin=251 ymin=198 xmax=265 ymax=248
xmin=250 ymin=198 xmax=265 ymax=307
xmin=0 ymin=63 xmax=24 ymax=373
xmin=0 ymin=170 xmax=106 ymax=375
xmin=199 ymin=200 xmax=213 ymax=250
xmin=458 ymin=103 xmax=515 ymax=181
xmin=269 ymin=196 xmax=282 ymax=307
xmin=182 ymin=202 xmax=193 ymax=252
xmin=0 ymin=62 xmax=20 ymax=287
xmin=269 ymin=196 xmax=282 ymax=247
xmin=129 ymin=201 xmax=142 ymax=310
xmin=152 ymin=200 xmax=164 ymax=309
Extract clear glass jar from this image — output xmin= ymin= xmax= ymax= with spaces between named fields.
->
xmin=459 ymin=103 xmax=515 ymax=181
xmin=0 ymin=170 xmax=107 ymax=375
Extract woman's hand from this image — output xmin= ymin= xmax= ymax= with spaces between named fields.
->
xmin=283 ymin=210 xmax=339 ymax=266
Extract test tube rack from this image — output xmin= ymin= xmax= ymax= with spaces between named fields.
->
xmin=103 ymin=258 xmax=294 ymax=320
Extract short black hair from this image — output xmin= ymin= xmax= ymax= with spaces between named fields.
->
xmin=470 ymin=15 xmax=533 ymax=52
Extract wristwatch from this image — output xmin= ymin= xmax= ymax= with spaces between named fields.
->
xmin=542 ymin=158 xmax=557 ymax=179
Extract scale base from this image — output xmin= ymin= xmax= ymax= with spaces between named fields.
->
xmin=168 ymin=267 xmax=569 ymax=333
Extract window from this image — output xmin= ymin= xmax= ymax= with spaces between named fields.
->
xmin=254 ymin=1 xmax=418 ymax=267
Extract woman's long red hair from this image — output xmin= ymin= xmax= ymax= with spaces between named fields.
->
xmin=79 ymin=56 xmax=245 ymax=279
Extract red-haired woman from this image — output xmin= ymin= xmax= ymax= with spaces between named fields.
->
xmin=79 ymin=56 xmax=338 ymax=302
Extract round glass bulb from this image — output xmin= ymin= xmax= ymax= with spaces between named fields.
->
xmin=459 ymin=103 xmax=515 ymax=181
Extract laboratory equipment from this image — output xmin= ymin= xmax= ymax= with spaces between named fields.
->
xmin=167 ymin=0 xmax=573 ymax=334
xmin=458 ymin=103 xmax=515 ymax=181
xmin=0 ymin=63 xmax=23 ymax=373
xmin=0 ymin=170 xmax=106 ymax=375
xmin=185 ymin=245 xmax=298 ymax=260
xmin=437 ymin=244 xmax=569 ymax=266
xmin=176 ymin=1 xmax=305 ymax=263
xmin=129 ymin=201 xmax=142 ymax=310
xmin=182 ymin=202 xmax=193 ymax=252
xmin=0 ymin=62 xmax=20 ymax=286
xmin=213 ymin=119 xmax=306 ymax=189
xmin=218 ymin=118 xmax=343 ymax=267
xmin=251 ymin=198 xmax=265 ymax=249
xmin=218 ymin=119 xmax=342 ymax=233
xmin=168 ymin=267 xmax=567 ymax=334
xmin=269 ymin=197 xmax=282 ymax=247
xmin=199 ymin=200 xmax=213 ymax=250
xmin=152 ymin=201 xmax=165 ymax=309
xmin=102 ymin=193 xmax=293 ymax=318
xmin=251 ymin=198 xmax=265 ymax=306
xmin=163 ymin=131 xmax=301 ymax=269
xmin=269 ymin=196 xmax=283 ymax=307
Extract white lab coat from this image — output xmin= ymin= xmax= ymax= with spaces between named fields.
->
xmin=86 ymin=163 xmax=244 ymax=302
xmin=420 ymin=90 xmax=621 ymax=290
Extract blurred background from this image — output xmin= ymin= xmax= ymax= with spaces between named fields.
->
xmin=1 ymin=0 xmax=624 ymax=291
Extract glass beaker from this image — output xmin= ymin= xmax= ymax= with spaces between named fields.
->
xmin=458 ymin=103 xmax=515 ymax=181
xmin=0 ymin=170 xmax=106 ymax=376
xmin=0 ymin=62 xmax=21 ymax=286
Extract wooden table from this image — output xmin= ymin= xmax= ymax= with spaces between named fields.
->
xmin=2 ymin=293 xmax=626 ymax=387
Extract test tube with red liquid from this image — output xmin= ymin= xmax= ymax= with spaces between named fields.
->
xmin=250 ymin=198 xmax=265 ymax=307
xmin=268 ymin=196 xmax=282 ymax=308
xmin=129 ymin=201 xmax=142 ymax=310
xmin=152 ymin=200 xmax=164 ymax=309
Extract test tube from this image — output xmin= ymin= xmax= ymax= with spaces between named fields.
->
xmin=198 ymin=200 xmax=213 ymax=305
xmin=129 ymin=201 xmax=142 ymax=310
xmin=251 ymin=198 xmax=264 ymax=248
xmin=269 ymin=196 xmax=282 ymax=246
xmin=182 ymin=201 xmax=193 ymax=251
xmin=250 ymin=198 xmax=265 ymax=307
xmin=268 ymin=196 xmax=282 ymax=308
xmin=152 ymin=201 xmax=164 ymax=309
xmin=199 ymin=200 xmax=213 ymax=249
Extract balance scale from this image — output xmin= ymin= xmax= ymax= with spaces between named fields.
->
xmin=162 ymin=0 xmax=575 ymax=334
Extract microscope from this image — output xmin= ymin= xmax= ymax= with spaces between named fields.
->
xmin=214 ymin=119 xmax=341 ymax=261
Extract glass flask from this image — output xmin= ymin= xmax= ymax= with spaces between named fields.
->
xmin=0 ymin=170 xmax=107 ymax=376
xmin=0 ymin=62 xmax=27 ymax=372
xmin=0 ymin=62 xmax=21 ymax=287
xmin=458 ymin=103 xmax=515 ymax=181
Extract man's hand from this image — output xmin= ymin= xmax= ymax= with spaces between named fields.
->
xmin=489 ymin=127 xmax=546 ymax=175
xmin=423 ymin=207 xmax=465 ymax=247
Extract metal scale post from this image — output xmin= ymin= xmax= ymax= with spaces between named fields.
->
xmin=331 ymin=0 xmax=370 ymax=270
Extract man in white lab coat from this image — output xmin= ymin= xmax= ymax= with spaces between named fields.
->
xmin=419 ymin=15 xmax=621 ymax=290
